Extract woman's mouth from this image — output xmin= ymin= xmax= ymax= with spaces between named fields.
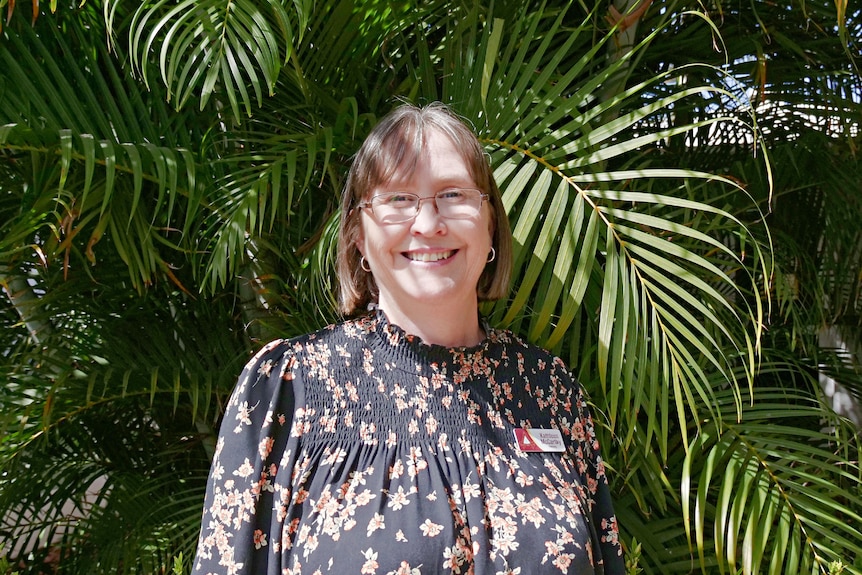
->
xmin=404 ymin=250 xmax=456 ymax=262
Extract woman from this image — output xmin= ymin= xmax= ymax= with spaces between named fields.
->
xmin=192 ymin=103 xmax=624 ymax=574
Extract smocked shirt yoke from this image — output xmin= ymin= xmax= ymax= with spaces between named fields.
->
xmin=193 ymin=311 xmax=623 ymax=575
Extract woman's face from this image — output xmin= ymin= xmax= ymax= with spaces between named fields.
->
xmin=357 ymin=128 xmax=494 ymax=317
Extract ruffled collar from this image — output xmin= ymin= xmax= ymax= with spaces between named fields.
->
xmin=366 ymin=307 xmax=501 ymax=376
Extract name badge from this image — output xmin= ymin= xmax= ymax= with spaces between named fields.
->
xmin=513 ymin=428 xmax=565 ymax=452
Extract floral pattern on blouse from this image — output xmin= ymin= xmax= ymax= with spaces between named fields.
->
xmin=193 ymin=311 xmax=623 ymax=575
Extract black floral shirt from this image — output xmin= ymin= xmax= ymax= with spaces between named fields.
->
xmin=193 ymin=311 xmax=623 ymax=575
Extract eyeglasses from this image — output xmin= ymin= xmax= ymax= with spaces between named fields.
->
xmin=359 ymin=189 xmax=489 ymax=224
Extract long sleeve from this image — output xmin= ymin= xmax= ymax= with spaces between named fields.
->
xmin=192 ymin=340 xmax=298 ymax=575
xmin=564 ymin=358 xmax=624 ymax=575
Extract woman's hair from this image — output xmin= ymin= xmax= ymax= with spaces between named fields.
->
xmin=337 ymin=102 xmax=512 ymax=316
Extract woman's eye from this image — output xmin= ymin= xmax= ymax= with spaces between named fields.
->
xmin=381 ymin=193 xmax=414 ymax=205
xmin=438 ymin=189 xmax=466 ymax=201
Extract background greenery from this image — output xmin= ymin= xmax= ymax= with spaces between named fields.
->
xmin=1 ymin=0 xmax=860 ymax=573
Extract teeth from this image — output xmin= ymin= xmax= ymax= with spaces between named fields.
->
xmin=406 ymin=250 xmax=454 ymax=262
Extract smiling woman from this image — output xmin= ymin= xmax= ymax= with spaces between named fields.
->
xmin=337 ymin=103 xmax=513 ymax=328
xmin=191 ymin=103 xmax=625 ymax=575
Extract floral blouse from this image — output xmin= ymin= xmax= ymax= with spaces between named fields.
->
xmin=193 ymin=310 xmax=623 ymax=575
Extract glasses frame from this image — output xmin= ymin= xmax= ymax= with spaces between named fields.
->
xmin=358 ymin=189 xmax=489 ymax=224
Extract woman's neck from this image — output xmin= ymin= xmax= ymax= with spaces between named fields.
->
xmin=376 ymin=298 xmax=485 ymax=348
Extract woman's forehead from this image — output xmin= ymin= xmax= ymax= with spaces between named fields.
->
xmin=375 ymin=129 xmax=474 ymax=188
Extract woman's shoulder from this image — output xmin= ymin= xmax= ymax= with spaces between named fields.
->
xmin=228 ymin=316 xmax=371 ymax=408
xmin=245 ymin=314 xmax=373 ymax=365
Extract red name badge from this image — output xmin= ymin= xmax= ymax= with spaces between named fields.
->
xmin=513 ymin=428 xmax=565 ymax=452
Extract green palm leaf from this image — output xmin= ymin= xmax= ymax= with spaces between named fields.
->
xmin=0 ymin=261 xmax=245 ymax=573
xmin=0 ymin=9 xmax=204 ymax=292
xmin=683 ymin=382 xmax=862 ymax=575
xmin=125 ymin=0 xmax=310 ymax=121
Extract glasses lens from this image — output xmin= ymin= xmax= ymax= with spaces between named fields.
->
xmin=371 ymin=193 xmax=418 ymax=223
xmin=436 ymin=189 xmax=483 ymax=219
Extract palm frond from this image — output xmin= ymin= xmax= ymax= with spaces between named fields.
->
xmin=0 ymin=8 xmax=205 ymax=291
xmin=683 ymin=379 xmax=862 ymax=575
xmin=0 ymin=260 xmax=246 ymax=573
xmin=123 ymin=0 xmax=311 ymax=121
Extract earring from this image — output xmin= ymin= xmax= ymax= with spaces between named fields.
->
xmin=487 ymin=247 xmax=496 ymax=263
xmin=360 ymin=256 xmax=372 ymax=272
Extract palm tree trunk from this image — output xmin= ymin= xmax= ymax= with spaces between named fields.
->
xmin=0 ymin=264 xmax=52 ymax=344
xmin=818 ymin=326 xmax=862 ymax=427
xmin=600 ymin=0 xmax=653 ymax=112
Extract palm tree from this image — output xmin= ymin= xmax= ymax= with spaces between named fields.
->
xmin=1 ymin=1 xmax=860 ymax=574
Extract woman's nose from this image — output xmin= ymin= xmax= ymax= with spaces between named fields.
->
xmin=410 ymin=198 xmax=446 ymax=233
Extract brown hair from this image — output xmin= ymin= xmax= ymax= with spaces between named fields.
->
xmin=337 ymin=102 xmax=512 ymax=315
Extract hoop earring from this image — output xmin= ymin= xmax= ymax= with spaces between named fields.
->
xmin=487 ymin=247 xmax=496 ymax=263
xmin=360 ymin=256 xmax=372 ymax=272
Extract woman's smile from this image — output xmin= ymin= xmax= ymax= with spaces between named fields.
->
xmin=403 ymin=249 xmax=457 ymax=263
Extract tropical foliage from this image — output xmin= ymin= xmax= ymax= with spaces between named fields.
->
xmin=1 ymin=0 xmax=860 ymax=574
